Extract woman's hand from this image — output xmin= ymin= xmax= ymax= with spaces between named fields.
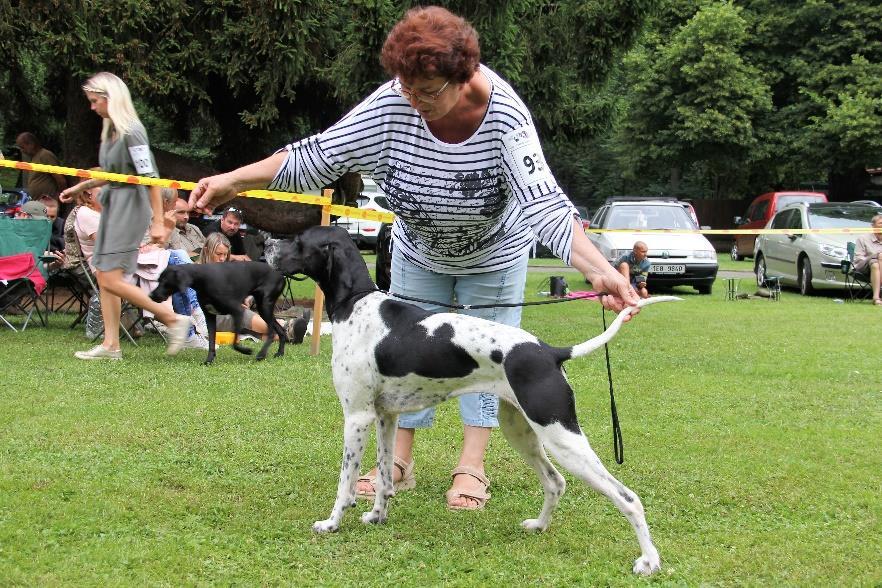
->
xmin=589 ymin=270 xmax=641 ymax=320
xmin=188 ymin=172 xmax=240 ymax=214
xmin=59 ymin=185 xmax=82 ymax=203
xmin=149 ymin=219 xmax=165 ymax=244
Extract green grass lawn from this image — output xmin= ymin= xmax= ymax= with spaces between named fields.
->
xmin=1 ymin=270 xmax=879 ymax=586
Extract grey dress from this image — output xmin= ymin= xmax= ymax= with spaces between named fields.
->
xmin=92 ymin=121 xmax=158 ymax=274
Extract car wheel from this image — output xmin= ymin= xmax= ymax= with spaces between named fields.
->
xmin=798 ymin=256 xmax=814 ymax=296
xmin=730 ymin=242 xmax=743 ymax=261
xmin=755 ymin=254 xmax=767 ymax=287
xmin=696 ymin=283 xmax=712 ymax=295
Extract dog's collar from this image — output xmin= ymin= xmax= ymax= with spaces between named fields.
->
xmin=326 ymin=287 xmax=379 ymax=320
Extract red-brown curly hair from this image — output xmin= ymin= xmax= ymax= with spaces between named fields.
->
xmin=380 ymin=6 xmax=480 ymax=84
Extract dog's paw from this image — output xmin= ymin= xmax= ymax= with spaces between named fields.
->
xmin=520 ymin=518 xmax=548 ymax=533
xmin=361 ymin=510 xmax=387 ymax=525
xmin=312 ymin=519 xmax=340 ymax=534
xmin=255 ymin=353 xmax=267 ymax=361
xmin=632 ymin=553 xmax=661 ymax=576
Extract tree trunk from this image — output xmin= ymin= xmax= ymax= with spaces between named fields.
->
xmin=62 ymin=75 xmax=101 ymax=172
xmin=669 ymin=166 xmax=681 ymax=195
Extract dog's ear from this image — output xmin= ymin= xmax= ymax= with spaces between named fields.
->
xmin=324 ymin=243 xmax=336 ymax=278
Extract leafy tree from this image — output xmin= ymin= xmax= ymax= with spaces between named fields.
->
xmin=615 ymin=2 xmax=772 ymax=198
xmin=742 ymin=0 xmax=882 ymax=198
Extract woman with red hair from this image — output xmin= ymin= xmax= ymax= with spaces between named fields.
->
xmin=191 ymin=6 xmax=638 ymax=510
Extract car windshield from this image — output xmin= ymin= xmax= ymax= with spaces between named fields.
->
xmin=605 ymin=205 xmax=696 ymax=230
xmin=807 ymin=206 xmax=877 ymax=229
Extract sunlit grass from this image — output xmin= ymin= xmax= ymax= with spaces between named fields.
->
xmin=0 ymin=270 xmax=879 ymax=586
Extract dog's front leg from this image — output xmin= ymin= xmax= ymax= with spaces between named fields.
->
xmin=203 ymin=313 xmax=218 ymax=365
xmin=313 ymin=411 xmax=374 ymax=534
xmin=362 ymin=410 xmax=398 ymax=526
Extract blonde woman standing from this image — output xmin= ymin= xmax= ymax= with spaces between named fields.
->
xmin=60 ymin=72 xmax=190 ymax=359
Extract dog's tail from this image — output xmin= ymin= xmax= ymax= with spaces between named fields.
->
xmin=567 ymin=296 xmax=681 ymax=360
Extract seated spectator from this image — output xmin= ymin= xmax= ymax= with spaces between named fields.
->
xmin=74 ymin=186 xmax=102 ymax=267
xmin=614 ymin=241 xmax=650 ymax=299
xmin=854 ymin=213 xmax=882 ymax=306
xmin=168 ymin=196 xmax=205 ymax=257
xmin=202 ymin=206 xmax=250 ymax=261
xmin=198 ymin=232 xmax=306 ymax=342
xmin=15 ymin=200 xmax=49 ymax=221
xmin=38 ymin=195 xmax=65 ymax=252
xmin=15 ymin=132 xmax=67 ymax=199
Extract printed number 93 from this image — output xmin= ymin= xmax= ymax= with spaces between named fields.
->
xmin=523 ymin=155 xmax=536 ymax=175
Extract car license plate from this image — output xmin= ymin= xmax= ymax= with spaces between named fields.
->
xmin=651 ymin=264 xmax=685 ymax=274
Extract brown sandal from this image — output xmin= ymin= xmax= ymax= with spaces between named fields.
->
xmin=355 ymin=456 xmax=415 ymax=499
xmin=445 ymin=466 xmax=491 ymax=510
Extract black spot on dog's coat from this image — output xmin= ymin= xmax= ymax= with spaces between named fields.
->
xmin=374 ymin=300 xmax=478 ymax=378
xmin=490 ymin=349 xmax=503 ymax=364
xmin=504 ymin=342 xmax=580 ymax=433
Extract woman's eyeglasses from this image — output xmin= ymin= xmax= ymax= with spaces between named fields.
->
xmin=391 ymin=79 xmax=450 ymax=104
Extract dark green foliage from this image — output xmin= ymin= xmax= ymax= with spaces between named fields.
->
xmin=1 ymin=0 xmax=654 ymax=170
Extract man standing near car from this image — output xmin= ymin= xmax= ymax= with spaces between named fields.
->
xmin=15 ymin=132 xmax=67 ymax=199
xmin=615 ymin=241 xmax=651 ymax=299
xmin=202 ymin=206 xmax=250 ymax=261
xmin=854 ymin=213 xmax=882 ymax=306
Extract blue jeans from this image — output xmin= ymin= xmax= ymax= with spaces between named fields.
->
xmin=393 ymin=252 xmax=528 ymax=429
xmin=167 ymin=249 xmax=200 ymax=336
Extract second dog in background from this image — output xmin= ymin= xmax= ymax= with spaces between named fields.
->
xmin=150 ymin=262 xmax=300 ymax=364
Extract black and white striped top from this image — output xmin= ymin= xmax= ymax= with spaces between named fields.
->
xmin=269 ymin=65 xmax=578 ymax=274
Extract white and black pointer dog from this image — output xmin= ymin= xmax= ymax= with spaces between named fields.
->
xmin=277 ymin=226 xmax=678 ymax=576
xmin=150 ymin=262 xmax=291 ymax=365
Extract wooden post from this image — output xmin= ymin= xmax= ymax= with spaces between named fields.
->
xmin=310 ymin=191 xmax=333 ymax=356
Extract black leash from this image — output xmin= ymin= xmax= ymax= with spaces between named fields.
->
xmin=601 ymin=308 xmax=624 ymax=464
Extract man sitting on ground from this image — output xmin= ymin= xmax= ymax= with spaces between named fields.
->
xmin=854 ymin=213 xmax=882 ymax=306
xmin=202 ymin=206 xmax=250 ymax=261
xmin=615 ymin=241 xmax=651 ymax=299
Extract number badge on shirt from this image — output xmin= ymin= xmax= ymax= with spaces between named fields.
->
xmin=502 ymin=125 xmax=552 ymax=189
xmin=128 ymin=145 xmax=156 ymax=175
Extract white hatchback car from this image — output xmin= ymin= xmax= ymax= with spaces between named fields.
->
xmin=335 ymin=176 xmax=392 ymax=248
xmin=587 ymin=199 xmax=718 ymax=294
xmin=753 ymin=202 xmax=877 ymax=295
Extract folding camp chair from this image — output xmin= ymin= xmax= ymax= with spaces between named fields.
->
xmin=842 ymin=242 xmax=871 ymax=301
xmin=72 ymin=229 xmax=152 ymax=346
xmin=0 ymin=252 xmax=48 ymax=331
xmin=0 ymin=217 xmax=52 ymax=331
xmin=45 ymin=266 xmax=92 ymax=327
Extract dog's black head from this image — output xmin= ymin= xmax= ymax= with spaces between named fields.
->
xmin=277 ymin=226 xmax=377 ymax=321
xmin=149 ymin=265 xmax=193 ymax=303
xmin=277 ymin=226 xmax=362 ymax=283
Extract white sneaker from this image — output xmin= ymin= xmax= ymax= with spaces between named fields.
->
xmin=183 ymin=333 xmax=210 ymax=350
xmin=74 ymin=345 xmax=122 ymax=360
xmin=166 ymin=314 xmax=192 ymax=356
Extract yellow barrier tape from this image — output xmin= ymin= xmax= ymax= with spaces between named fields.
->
xmin=326 ymin=204 xmax=395 ymax=223
xmin=0 ymin=158 xmax=399 ymax=213
xmin=4 ymin=159 xmax=873 ymax=233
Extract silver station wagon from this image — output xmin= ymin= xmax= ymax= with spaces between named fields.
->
xmin=753 ymin=202 xmax=878 ymax=295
